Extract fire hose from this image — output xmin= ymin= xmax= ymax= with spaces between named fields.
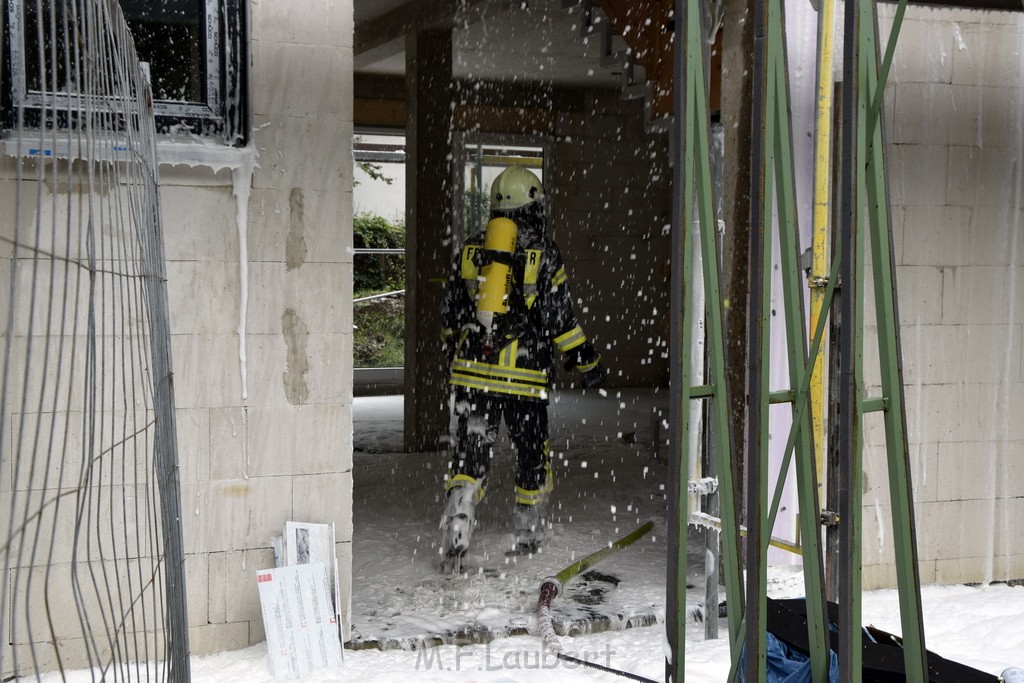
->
xmin=536 ymin=520 xmax=659 ymax=683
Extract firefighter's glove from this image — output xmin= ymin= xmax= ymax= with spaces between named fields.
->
xmin=581 ymin=363 xmax=608 ymax=389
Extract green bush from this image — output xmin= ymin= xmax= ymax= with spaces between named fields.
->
xmin=353 ymin=212 xmax=405 ymax=367
xmin=354 ymin=295 xmax=405 ymax=368
xmin=354 ymin=212 xmax=405 ymax=293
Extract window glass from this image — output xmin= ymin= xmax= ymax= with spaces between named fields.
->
xmin=5 ymin=0 xmax=246 ymax=144
xmin=122 ymin=0 xmax=206 ymax=104
xmin=21 ymin=2 xmax=74 ymax=95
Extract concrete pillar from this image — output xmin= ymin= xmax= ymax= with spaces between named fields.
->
xmin=404 ymin=29 xmax=454 ymax=452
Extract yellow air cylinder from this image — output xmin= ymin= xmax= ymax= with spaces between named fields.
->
xmin=476 ymin=217 xmax=518 ymax=334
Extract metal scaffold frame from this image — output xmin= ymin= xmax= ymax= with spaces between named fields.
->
xmin=667 ymin=0 xmax=928 ymax=679
xmin=667 ymin=0 xmax=744 ymax=679
xmin=743 ymin=0 xmax=830 ymax=673
xmin=837 ymin=0 xmax=927 ymax=677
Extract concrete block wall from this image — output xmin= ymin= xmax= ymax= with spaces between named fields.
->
xmin=860 ymin=5 xmax=1024 ymax=588
xmin=549 ymin=93 xmax=672 ymax=388
xmin=0 ymin=0 xmax=354 ymax=670
xmin=171 ymin=0 xmax=355 ymax=655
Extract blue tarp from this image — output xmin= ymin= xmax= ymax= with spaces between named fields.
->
xmin=738 ymin=632 xmax=840 ymax=683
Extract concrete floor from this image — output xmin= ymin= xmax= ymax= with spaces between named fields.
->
xmin=349 ymin=388 xmax=718 ymax=648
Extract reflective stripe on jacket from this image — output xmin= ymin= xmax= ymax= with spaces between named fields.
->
xmin=440 ymin=228 xmax=598 ymax=402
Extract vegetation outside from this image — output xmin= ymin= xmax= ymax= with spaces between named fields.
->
xmin=354 ymin=212 xmax=405 ymax=368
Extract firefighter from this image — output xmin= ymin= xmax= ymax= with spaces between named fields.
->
xmin=438 ymin=165 xmax=607 ymax=571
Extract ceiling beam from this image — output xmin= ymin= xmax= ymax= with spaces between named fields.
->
xmin=354 ymin=0 xmax=491 ymax=69
xmin=354 ymin=1 xmax=424 ymax=69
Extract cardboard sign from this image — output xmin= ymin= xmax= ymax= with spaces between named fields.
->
xmin=276 ymin=521 xmax=344 ymax=640
xmin=256 ymin=562 xmax=343 ymax=679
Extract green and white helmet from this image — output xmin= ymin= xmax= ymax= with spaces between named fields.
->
xmin=490 ymin=165 xmax=544 ymax=212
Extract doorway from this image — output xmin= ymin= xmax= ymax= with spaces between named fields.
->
xmin=453 ymin=132 xmax=552 ymax=244
xmin=353 ymin=131 xmax=406 ymax=396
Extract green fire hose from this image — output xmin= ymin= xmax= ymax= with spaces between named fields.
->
xmin=536 ymin=520 xmax=658 ymax=683
xmin=550 ymin=520 xmax=656 ymax=588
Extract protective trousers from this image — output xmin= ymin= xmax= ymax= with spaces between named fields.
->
xmin=446 ymin=389 xmax=553 ymax=506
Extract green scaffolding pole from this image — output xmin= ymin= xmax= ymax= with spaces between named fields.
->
xmin=667 ymin=0 xmax=744 ymax=680
xmin=740 ymin=0 xmax=831 ymax=679
xmin=838 ymin=0 xmax=927 ymax=679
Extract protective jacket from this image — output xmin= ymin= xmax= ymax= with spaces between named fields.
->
xmin=440 ymin=222 xmax=600 ymax=402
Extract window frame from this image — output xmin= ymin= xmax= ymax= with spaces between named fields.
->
xmin=1 ymin=0 xmax=248 ymax=145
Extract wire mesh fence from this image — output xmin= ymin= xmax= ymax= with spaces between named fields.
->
xmin=1 ymin=0 xmax=190 ymax=679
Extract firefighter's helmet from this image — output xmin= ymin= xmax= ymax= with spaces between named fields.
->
xmin=490 ymin=165 xmax=544 ymax=212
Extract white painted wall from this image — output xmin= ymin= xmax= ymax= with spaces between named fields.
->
xmin=354 ymin=161 xmax=405 ymax=221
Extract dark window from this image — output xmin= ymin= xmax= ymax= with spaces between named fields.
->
xmin=3 ymin=0 xmax=247 ymax=144
xmin=123 ymin=0 xmax=207 ymax=105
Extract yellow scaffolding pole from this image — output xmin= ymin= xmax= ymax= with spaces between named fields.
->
xmin=809 ymin=0 xmax=837 ymax=495
xmin=480 ymin=154 xmax=543 ymax=168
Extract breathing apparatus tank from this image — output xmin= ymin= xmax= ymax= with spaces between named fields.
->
xmin=475 ymin=217 xmax=518 ymax=341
